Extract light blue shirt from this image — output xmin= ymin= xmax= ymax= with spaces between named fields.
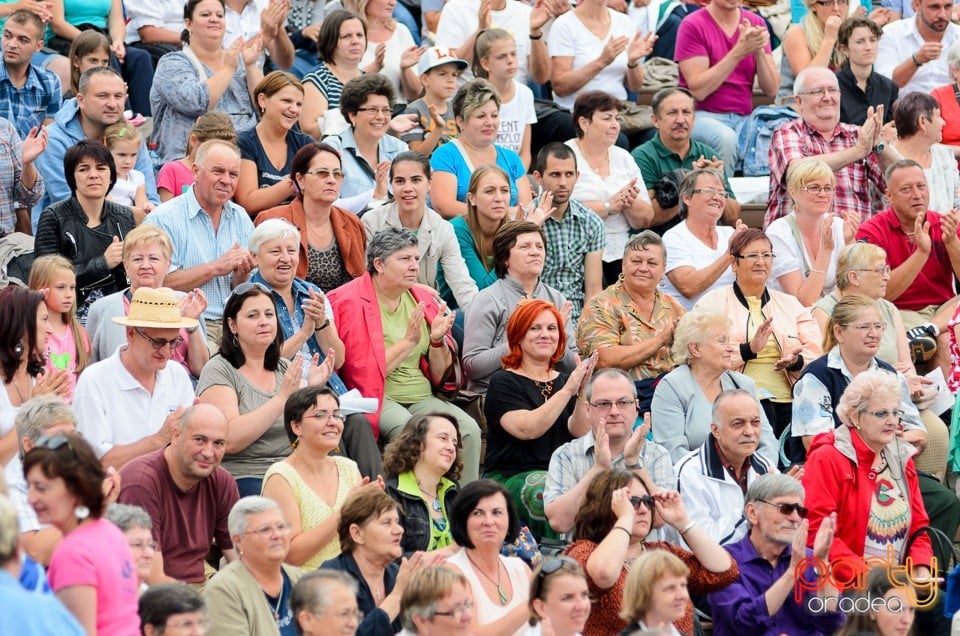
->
xmin=0 ymin=570 xmax=84 ymax=636
xmin=144 ymin=186 xmax=254 ymax=319
xmin=323 ymin=126 xmax=409 ymax=200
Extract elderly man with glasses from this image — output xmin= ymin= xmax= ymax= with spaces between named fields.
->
xmin=765 ymin=66 xmax=898 ymax=227
xmin=707 ymin=474 xmax=844 ymax=636
xmin=74 ymin=286 xmax=197 ymax=472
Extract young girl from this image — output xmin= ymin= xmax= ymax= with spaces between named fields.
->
xmin=28 ymin=256 xmax=90 ymax=402
xmin=156 ymin=111 xmax=237 ymax=202
xmin=474 ymin=29 xmax=536 ymax=169
xmin=104 ymin=122 xmax=153 ymax=223
xmin=66 ymin=30 xmax=111 ymax=98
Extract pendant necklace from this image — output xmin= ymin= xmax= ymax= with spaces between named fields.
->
xmin=466 ymin=551 xmax=508 ymax=605
xmin=270 ymin=586 xmax=283 ymax=621
xmin=418 ymin=483 xmax=443 ymax=513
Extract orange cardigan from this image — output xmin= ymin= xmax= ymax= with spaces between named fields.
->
xmin=255 ymin=198 xmax=367 ymax=280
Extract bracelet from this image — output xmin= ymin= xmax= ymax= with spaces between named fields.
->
xmin=316 ymin=319 xmax=330 ymax=331
xmin=624 ymin=461 xmax=642 ymax=470
xmin=429 ymin=338 xmax=445 ymax=348
xmin=912 ymin=53 xmax=923 ymax=67
xmin=810 ymin=269 xmax=826 ymax=275
xmin=627 ymin=59 xmax=640 ymax=69
xmin=185 ymin=325 xmax=200 ymax=334
xmin=678 ymin=520 xmax=696 ymax=535
xmin=612 ymin=525 xmax=632 ymax=538
xmin=529 ymin=31 xmax=543 ymax=40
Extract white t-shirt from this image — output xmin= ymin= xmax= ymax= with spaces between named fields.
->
xmin=435 ymin=0 xmax=533 ymax=86
xmin=566 ymin=139 xmax=650 ymax=262
xmin=108 ymin=169 xmax=146 ymax=207
xmin=660 ymin=222 xmax=736 ymax=311
xmin=548 ymin=8 xmax=637 ymax=110
xmin=361 ymin=24 xmax=417 ymax=104
xmin=765 ymin=213 xmax=844 ymax=298
xmin=496 ymin=81 xmax=536 ymax=157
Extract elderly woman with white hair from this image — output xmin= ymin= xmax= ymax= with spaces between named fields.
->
xmin=651 ymin=310 xmax=777 ymax=464
xmin=765 ymin=157 xmax=858 ymax=307
xmin=105 ymin=503 xmax=156 ymax=594
xmin=205 ymin=496 xmax=305 ymax=636
xmin=932 ymin=42 xmax=960 ymax=149
xmin=802 ymin=369 xmax=934 ymax=584
xmin=291 ymin=570 xmax=362 ymax=636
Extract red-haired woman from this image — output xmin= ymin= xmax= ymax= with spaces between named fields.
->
xmin=483 ymin=299 xmax=596 ymax=539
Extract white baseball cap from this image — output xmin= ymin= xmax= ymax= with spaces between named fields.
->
xmin=418 ymin=47 xmax=469 ymax=75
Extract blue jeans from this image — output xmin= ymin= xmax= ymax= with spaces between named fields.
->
xmin=690 ymin=111 xmax=748 ymax=177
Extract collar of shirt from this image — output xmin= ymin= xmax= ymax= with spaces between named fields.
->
xmin=183 ymin=185 xmax=243 ymax=221
xmin=825 ymin=345 xmax=880 ymax=380
xmin=0 ymin=62 xmax=45 ymax=90
xmin=713 ymin=436 xmax=751 ymax=493
xmin=649 ymin=133 xmax=692 ymax=162
xmin=502 ymin=273 xmax=543 ymax=299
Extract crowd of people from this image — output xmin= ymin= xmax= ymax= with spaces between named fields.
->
xmin=4 ymin=0 xmax=960 ymax=633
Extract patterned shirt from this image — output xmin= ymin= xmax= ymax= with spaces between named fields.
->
xmin=765 ymin=118 xmax=885 ymax=227
xmin=539 ymin=197 xmax=605 ymax=322
xmin=0 ymin=117 xmax=44 ymax=235
xmin=0 ymin=63 xmax=61 ymax=139
xmin=303 ymin=60 xmax=352 ymax=110
xmin=143 ymin=186 xmax=254 ymax=320
xmin=577 ymin=282 xmax=684 ymax=380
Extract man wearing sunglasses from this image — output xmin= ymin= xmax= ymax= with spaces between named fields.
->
xmin=708 ymin=474 xmax=844 ymax=635
xmin=676 ymin=388 xmax=777 ymax=546
xmin=74 ymin=287 xmax=197 ymax=472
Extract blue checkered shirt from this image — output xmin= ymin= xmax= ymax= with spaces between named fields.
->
xmin=539 ymin=197 xmax=605 ymax=322
xmin=0 ymin=63 xmax=61 ymax=139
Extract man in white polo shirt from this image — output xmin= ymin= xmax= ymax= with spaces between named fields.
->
xmin=73 ymin=287 xmax=197 ymax=471
xmin=876 ymin=0 xmax=960 ymax=95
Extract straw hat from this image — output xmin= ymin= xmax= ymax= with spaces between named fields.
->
xmin=112 ymin=287 xmax=199 ymax=330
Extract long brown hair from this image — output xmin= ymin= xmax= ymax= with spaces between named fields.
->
xmin=465 ymin=164 xmax=510 ymax=273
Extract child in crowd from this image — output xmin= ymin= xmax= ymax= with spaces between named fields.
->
xmin=156 ymin=112 xmax=237 ymax=202
xmin=104 ymin=122 xmax=153 ymax=223
xmin=28 ymin=256 xmax=90 ymax=402
xmin=402 ymin=47 xmax=467 ymax=157
xmin=474 ymin=29 xmax=536 ymax=169
xmin=66 ymin=30 xmax=111 ymax=98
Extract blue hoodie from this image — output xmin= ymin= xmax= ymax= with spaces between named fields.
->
xmin=33 ymin=98 xmax=158 ymax=230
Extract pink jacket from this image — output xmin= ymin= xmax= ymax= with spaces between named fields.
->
xmin=328 ymin=272 xmax=449 ymax=438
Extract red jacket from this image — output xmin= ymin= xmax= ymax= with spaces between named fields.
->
xmin=802 ymin=425 xmax=932 ymax=585
xmin=328 ymin=272 xmax=449 ymax=438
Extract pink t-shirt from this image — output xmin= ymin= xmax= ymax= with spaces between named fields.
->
xmin=47 ymin=518 xmax=140 ymax=636
xmin=44 ymin=324 xmax=90 ymax=402
xmin=156 ymin=159 xmax=194 ymax=198
xmin=675 ymin=8 xmax=771 ymax=115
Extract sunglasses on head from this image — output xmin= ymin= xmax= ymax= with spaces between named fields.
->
xmin=756 ymin=500 xmax=808 ymax=518
xmin=33 ymin=434 xmax=78 ymax=457
xmin=532 ymin=556 xmax=580 ymax=598
xmin=230 ymin=281 xmax=270 ymax=297
xmin=630 ymin=495 xmax=655 ymax=511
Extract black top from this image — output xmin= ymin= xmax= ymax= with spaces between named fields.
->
xmin=320 ymin=552 xmax=400 ymax=636
xmin=484 ymin=369 xmax=576 ymax=476
xmin=236 ymin=126 xmax=314 ymax=192
xmin=837 ymin=64 xmax=898 ymax=127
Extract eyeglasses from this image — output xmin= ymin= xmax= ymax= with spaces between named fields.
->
xmin=756 ymin=500 xmax=809 ymax=518
xmin=135 ymin=328 xmax=185 ymax=351
xmin=244 ymin=522 xmax=292 ymax=538
xmin=165 ymin=617 xmax=211 ymax=633
xmin=798 ymin=86 xmax=841 ymax=97
xmin=302 ymin=168 xmax=346 ymax=180
xmin=304 ymin=409 xmax=344 ymax=423
xmin=691 ymin=187 xmax=728 ymax=199
xmin=630 ymin=495 xmax=655 ymax=511
xmin=356 ymin=106 xmax=392 ymax=116
xmin=735 ymin=252 xmax=776 ymax=261
xmin=129 ymin=540 xmax=158 ymax=552
xmin=848 ymin=322 xmax=885 ymax=333
xmin=864 ymin=409 xmax=904 ymax=421
xmin=589 ymin=398 xmax=638 ymax=411
xmin=799 ymin=185 xmax=835 ymax=194
xmin=230 ymin=281 xmax=271 ymax=297
xmin=433 ymin=600 xmax=475 ymax=620
xmin=856 ymin=265 xmax=891 ymax=276
xmin=814 ymin=0 xmax=848 ymax=6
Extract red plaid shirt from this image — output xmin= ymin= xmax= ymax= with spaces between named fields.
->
xmin=765 ymin=119 xmax=886 ymax=227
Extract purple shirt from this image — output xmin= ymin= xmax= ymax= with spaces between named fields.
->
xmin=675 ymin=9 xmax=771 ymax=115
xmin=708 ymin=534 xmax=844 ymax=636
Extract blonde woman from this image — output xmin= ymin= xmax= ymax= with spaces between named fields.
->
xmin=766 ymin=157 xmax=859 ymax=306
xmin=778 ymin=0 xmax=844 ymax=101
xmin=344 ymin=0 xmax=424 ymax=103
xmin=618 ymin=550 xmax=690 ymax=635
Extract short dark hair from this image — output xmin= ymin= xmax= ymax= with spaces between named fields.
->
xmin=367 ymin=227 xmax=418 ymax=274
xmin=651 ymin=87 xmax=694 ymax=117
xmin=338 ymin=488 xmax=399 ymax=553
xmin=449 ymin=479 xmax=521 ymax=548
xmin=219 ymin=284 xmax=283 ymax=371
xmin=729 ymin=227 xmax=771 ymax=258
xmin=283 ymin=386 xmax=340 ymax=444
xmin=340 ymin=74 xmax=396 ymax=126
xmin=290 ymin=142 xmax=341 ymax=200
xmin=64 ymin=139 xmax=118 ymax=197
xmin=390 ymin=151 xmax=432 ymax=181
xmin=892 ymin=92 xmax=940 ymax=139
xmin=317 ymin=10 xmax=366 ymax=63
xmin=534 ymin=142 xmax=577 ymax=175
xmin=139 ymin=583 xmax=205 ymax=634
xmin=22 ymin=433 xmax=106 ymax=518
xmin=182 ymin=0 xmax=226 ymax=43
xmin=883 ymin=157 xmax=924 ymax=184
xmin=492 ymin=221 xmax=546 ymax=279
xmin=382 ymin=413 xmax=463 ymax=483
xmin=0 ymin=287 xmax=45 ymax=384
xmin=77 ymin=64 xmax=122 ymax=95
xmin=572 ymin=90 xmax=620 ymax=138
xmin=6 ymin=9 xmax=44 ymax=38
xmin=836 ymin=16 xmax=882 ymax=49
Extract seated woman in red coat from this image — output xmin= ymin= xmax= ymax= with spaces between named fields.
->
xmin=802 ymin=368 xmax=934 ymax=587
xmin=327 ymin=227 xmax=482 ymax=483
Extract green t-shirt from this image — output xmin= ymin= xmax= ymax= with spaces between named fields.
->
xmin=381 ymin=292 xmax=433 ymax=404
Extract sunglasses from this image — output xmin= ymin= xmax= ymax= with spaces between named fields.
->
xmin=230 ymin=281 xmax=271 ymax=297
xmin=33 ymin=434 xmax=79 ymax=457
xmin=135 ymin=328 xmax=185 ymax=351
xmin=532 ymin=556 xmax=580 ymax=598
xmin=756 ymin=500 xmax=808 ymax=518
xmin=630 ymin=495 xmax=655 ymax=512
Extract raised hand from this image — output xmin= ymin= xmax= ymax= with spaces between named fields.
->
xmin=301 ymin=288 xmax=327 ymax=331
xmin=224 ymin=36 xmax=244 ymax=70
xmin=839 ymin=209 xmax=860 ymax=244
xmin=824 ymin=14 xmax=843 ymax=40
xmin=306 ymin=350 xmax=336 ymax=387
xmin=525 ymin=191 xmax=555 ymax=226
xmin=812 ymin=512 xmax=836 ymax=560
xmin=33 ymin=367 xmax=71 ymax=398
xmin=280 ymin=354 xmax=303 ymax=398
xmin=372 ymin=160 xmax=392 ymax=200
xmin=594 ymin=418 xmax=613 ymax=469
xmin=21 ymin=126 xmax=48 ymax=165
xmin=818 ymin=213 xmax=835 ymax=252
xmin=941 ymin=208 xmax=960 ymax=245
xmin=388 ymin=113 xmax=419 ymax=135
xmin=624 ymin=412 xmax=649 ymax=465
xmin=400 ymin=45 xmax=427 ymax=70
xmin=178 ymin=288 xmax=208 ymax=320
xmin=560 ymin=300 xmax=572 ymax=328
xmin=773 ymin=345 xmax=803 ymax=371
xmin=627 ymin=31 xmax=657 ymax=64
xmin=610 ymin=486 xmax=636 ymax=521
xmin=749 ymin=317 xmax=774 ymax=354
xmin=405 ymin=303 xmax=426 ymax=345
xmin=913 ymin=213 xmax=932 ymax=254
xmin=429 ymin=304 xmax=456 ymax=342
xmin=241 ymin=34 xmax=264 ymax=66
xmin=478 ymin=0 xmax=492 ymax=30
xmin=652 ymin=490 xmax=689 ymax=529
xmin=105 ymin=236 xmax=124 ymax=269
xmin=600 ymin=35 xmax=629 ymax=66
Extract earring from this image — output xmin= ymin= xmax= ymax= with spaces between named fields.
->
xmin=75 ymin=505 xmax=90 ymax=520
xmin=13 ymin=341 xmax=23 ymax=357
xmin=232 ymin=332 xmax=239 ymax=346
